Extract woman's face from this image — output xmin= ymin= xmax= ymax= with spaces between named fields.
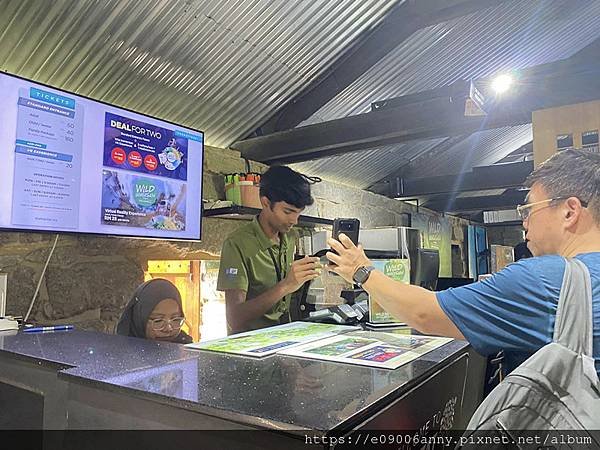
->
xmin=145 ymin=298 xmax=184 ymax=341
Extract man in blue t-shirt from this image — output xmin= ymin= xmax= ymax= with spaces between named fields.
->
xmin=326 ymin=149 xmax=600 ymax=374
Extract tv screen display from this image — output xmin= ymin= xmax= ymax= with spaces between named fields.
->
xmin=0 ymin=72 xmax=204 ymax=240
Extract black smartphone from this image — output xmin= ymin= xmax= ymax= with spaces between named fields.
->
xmin=332 ymin=218 xmax=360 ymax=246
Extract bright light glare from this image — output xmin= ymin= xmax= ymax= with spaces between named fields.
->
xmin=491 ymin=74 xmax=513 ymax=94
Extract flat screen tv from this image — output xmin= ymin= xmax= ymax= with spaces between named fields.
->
xmin=0 ymin=72 xmax=204 ymax=240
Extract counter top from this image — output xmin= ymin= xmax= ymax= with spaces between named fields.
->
xmin=0 ymin=328 xmax=469 ymax=433
xmin=0 ymin=329 xmax=193 ymax=371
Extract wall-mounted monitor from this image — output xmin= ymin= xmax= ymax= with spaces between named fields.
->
xmin=0 ymin=72 xmax=204 ymax=240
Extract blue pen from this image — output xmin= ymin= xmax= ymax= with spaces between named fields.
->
xmin=23 ymin=325 xmax=74 ymax=333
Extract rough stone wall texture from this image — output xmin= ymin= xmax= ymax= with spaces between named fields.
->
xmin=0 ymin=145 xmax=472 ymax=332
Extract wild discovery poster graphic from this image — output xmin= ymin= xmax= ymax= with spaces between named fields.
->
xmin=101 ymin=170 xmax=187 ymax=231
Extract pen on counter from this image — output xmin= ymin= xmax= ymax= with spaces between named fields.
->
xmin=23 ymin=325 xmax=74 ymax=333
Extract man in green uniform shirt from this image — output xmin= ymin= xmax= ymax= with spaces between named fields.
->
xmin=217 ymin=166 xmax=321 ymax=334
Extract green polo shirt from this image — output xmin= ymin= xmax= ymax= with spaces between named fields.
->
xmin=217 ymin=217 xmax=296 ymax=333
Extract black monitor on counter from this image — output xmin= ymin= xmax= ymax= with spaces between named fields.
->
xmin=412 ymin=248 xmax=439 ymax=290
xmin=436 ymin=277 xmax=474 ymax=290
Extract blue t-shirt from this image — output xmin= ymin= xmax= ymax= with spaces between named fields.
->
xmin=436 ymin=253 xmax=600 ymax=374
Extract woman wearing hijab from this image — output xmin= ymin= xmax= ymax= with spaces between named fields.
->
xmin=116 ymin=278 xmax=193 ymax=344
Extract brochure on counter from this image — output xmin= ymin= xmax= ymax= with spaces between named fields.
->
xmin=279 ymin=330 xmax=453 ymax=370
xmin=185 ymin=322 xmax=360 ymax=357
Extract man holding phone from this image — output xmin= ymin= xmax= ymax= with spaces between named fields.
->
xmin=217 ymin=166 xmax=321 ymax=334
xmin=325 ymin=150 xmax=600 ymax=375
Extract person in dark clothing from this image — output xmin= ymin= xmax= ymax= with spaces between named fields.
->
xmin=514 ymin=241 xmax=533 ymax=261
xmin=116 ymin=278 xmax=192 ymax=344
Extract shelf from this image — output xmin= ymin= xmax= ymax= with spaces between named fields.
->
xmin=483 ymin=221 xmax=523 ymax=228
xmin=203 ymin=205 xmax=333 ymax=227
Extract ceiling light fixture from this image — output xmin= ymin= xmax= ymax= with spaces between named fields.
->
xmin=491 ymin=74 xmax=513 ymax=94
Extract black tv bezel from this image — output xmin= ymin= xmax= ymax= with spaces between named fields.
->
xmin=0 ymin=70 xmax=206 ymax=242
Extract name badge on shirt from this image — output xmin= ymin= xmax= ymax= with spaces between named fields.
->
xmin=225 ymin=268 xmax=238 ymax=277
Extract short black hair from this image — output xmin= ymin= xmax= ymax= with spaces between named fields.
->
xmin=259 ymin=166 xmax=315 ymax=209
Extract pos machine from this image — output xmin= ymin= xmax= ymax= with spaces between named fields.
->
xmin=290 ymin=247 xmax=440 ymax=325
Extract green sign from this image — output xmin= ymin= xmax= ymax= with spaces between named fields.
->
xmin=133 ymin=179 xmax=158 ymax=207
xmin=413 ymin=213 xmax=452 ymax=277
xmin=383 ymin=259 xmax=410 ymax=282
xmin=370 ymin=258 xmax=410 ymax=323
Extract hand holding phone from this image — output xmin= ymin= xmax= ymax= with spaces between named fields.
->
xmin=332 ymin=218 xmax=360 ymax=246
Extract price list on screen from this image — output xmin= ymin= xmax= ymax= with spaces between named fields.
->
xmin=11 ymin=87 xmax=84 ymax=229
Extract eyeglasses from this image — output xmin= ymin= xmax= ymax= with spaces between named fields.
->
xmin=516 ymin=197 xmax=588 ymax=221
xmin=148 ymin=317 xmax=185 ymax=331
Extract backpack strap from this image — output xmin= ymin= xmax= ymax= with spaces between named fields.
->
xmin=553 ymin=258 xmax=598 ymax=386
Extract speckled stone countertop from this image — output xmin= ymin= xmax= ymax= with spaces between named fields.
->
xmin=0 ymin=329 xmax=469 ymax=432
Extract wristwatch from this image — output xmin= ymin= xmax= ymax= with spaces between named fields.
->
xmin=352 ymin=265 xmax=375 ymax=286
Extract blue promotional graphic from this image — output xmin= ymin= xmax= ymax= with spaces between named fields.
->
xmin=103 ymin=112 xmax=188 ymax=181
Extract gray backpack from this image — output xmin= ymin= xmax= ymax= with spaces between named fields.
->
xmin=463 ymin=259 xmax=600 ymax=446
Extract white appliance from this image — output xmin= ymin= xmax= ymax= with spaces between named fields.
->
xmin=359 ymin=227 xmax=421 ymax=257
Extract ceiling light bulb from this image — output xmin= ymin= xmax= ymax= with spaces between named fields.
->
xmin=491 ymin=74 xmax=513 ymax=94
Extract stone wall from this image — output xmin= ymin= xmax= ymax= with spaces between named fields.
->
xmin=0 ymin=145 xmax=472 ymax=332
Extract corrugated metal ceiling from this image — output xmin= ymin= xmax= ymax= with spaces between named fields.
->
xmin=292 ymin=124 xmax=532 ymax=189
xmin=1 ymin=0 xmax=598 ymax=196
xmin=301 ymin=0 xmax=600 ymax=126
xmin=404 ymin=124 xmax=533 ymax=178
xmin=0 ymin=0 xmax=401 ymax=148
xmin=291 ymin=138 xmax=446 ymax=190
xmin=292 ymin=0 xmax=598 ymax=191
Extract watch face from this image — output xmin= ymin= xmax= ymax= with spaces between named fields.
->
xmin=353 ymin=266 xmax=370 ymax=284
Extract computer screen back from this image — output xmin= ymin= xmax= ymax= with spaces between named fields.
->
xmin=413 ymin=249 xmax=439 ymax=290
